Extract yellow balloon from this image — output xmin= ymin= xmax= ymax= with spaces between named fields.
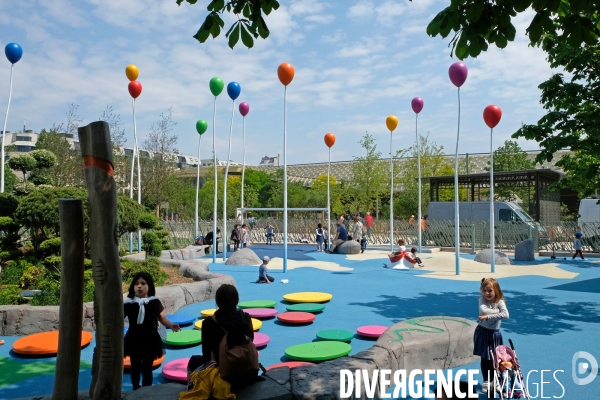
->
xmin=386 ymin=115 xmax=398 ymax=132
xmin=125 ymin=64 xmax=139 ymax=81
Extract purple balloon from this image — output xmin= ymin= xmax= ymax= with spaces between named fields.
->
xmin=448 ymin=62 xmax=468 ymax=87
xmin=411 ymin=97 xmax=424 ymax=114
xmin=239 ymin=102 xmax=250 ymax=117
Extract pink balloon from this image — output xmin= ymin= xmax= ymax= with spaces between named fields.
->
xmin=411 ymin=97 xmax=424 ymax=114
xmin=239 ymin=102 xmax=250 ymax=117
xmin=448 ymin=62 xmax=468 ymax=87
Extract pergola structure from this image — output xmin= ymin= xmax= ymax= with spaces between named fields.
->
xmin=422 ymin=169 xmax=564 ymax=223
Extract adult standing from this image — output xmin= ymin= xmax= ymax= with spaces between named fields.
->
xmin=352 ymin=216 xmax=363 ymax=243
xmin=365 ymin=212 xmax=374 ymax=238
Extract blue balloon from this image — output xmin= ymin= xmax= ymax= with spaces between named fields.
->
xmin=5 ymin=43 xmax=23 ymax=64
xmin=227 ymin=81 xmax=241 ymax=100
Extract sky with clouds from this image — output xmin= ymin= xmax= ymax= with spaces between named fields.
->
xmin=1 ymin=0 xmax=554 ymax=165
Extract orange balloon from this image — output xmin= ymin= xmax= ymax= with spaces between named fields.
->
xmin=125 ymin=64 xmax=139 ymax=81
xmin=324 ymin=132 xmax=336 ymax=148
xmin=386 ymin=115 xmax=398 ymax=132
xmin=278 ymin=62 xmax=295 ymax=86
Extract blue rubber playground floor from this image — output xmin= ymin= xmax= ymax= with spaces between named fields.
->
xmin=1 ymin=245 xmax=599 ymax=399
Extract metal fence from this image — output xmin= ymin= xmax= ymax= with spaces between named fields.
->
xmin=119 ymin=219 xmax=600 ymax=254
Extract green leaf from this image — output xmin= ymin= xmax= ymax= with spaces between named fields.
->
xmin=242 ymin=4 xmax=250 ymax=18
xmin=262 ymin=0 xmax=273 ymax=15
xmin=257 ymin=16 xmax=270 ymax=39
xmin=466 ymin=2 xmax=484 ymax=22
xmin=228 ymin=23 xmax=240 ymax=49
xmin=527 ymin=15 xmax=544 ymax=43
xmin=426 ymin=13 xmax=444 ymax=37
xmin=499 ymin=12 xmax=511 ymax=28
xmin=207 ymin=0 xmax=224 ymax=12
xmin=241 ymin=25 xmax=254 ymax=48
xmin=210 ymin=15 xmax=222 ymax=38
xmin=513 ymin=0 xmax=532 ymax=12
xmin=193 ymin=18 xmax=212 ymax=43
xmin=496 ymin=33 xmax=508 ymax=48
xmin=469 ymin=43 xmax=482 ymax=58
xmin=505 ymin=23 xmax=517 ymax=41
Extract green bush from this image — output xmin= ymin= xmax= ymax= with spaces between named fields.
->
xmin=139 ymin=213 xmax=158 ymax=230
xmin=0 ymin=259 xmax=29 ymax=285
xmin=142 ymin=231 xmax=162 ymax=257
xmin=29 ymin=172 xmax=54 ymax=186
xmin=83 ymin=269 xmax=94 ymax=302
xmin=39 ymin=237 xmax=61 ymax=257
xmin=30 ymin=278 xmax=60 ymax=306
xmin=0 ymin=193 xmax=19 ymax=217
xmin=122 ymin=257 xmax=167 ymax=287
xmin=20 ymin=264 xmax=46 ymax=289
xmin=29 ymin=149 xmax=57 ymax=169
xmin=43 ymin=256 xmax=62 ymax=274
xmin=0 ymin=284 xmax=25 ymax=305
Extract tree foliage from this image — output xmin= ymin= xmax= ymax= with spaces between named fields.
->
xmin=424 ymin=0 xmax=600 ymax=60
xmin=8 ymin=155 xmax=36 ymax=180
xmin=177 ymin=0 xmax=280 ymax=49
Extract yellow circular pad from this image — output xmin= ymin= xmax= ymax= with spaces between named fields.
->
xmin=283 ymin=292 xmax=332 ymax=303
xmin=252 ymin=318 xmax=262 ymax=331
xmin=194 ymin=319 xmax=204 ymax=330
xmin=200 ymin=308 xmax=217 ymax=317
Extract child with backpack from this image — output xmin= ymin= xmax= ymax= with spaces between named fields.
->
xmin=573 ymin=231 xmax=585 ymax=260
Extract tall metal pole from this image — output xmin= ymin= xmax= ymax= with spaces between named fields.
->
xmin=389 ymin=130 xmax=394 ymax=252
xmin=416 ymin=113 xmax=422 ymax=253
xmin=223 ymin=100 xmax=235 ymax=261
xmin=327 ymin=147 xmax=331 ymax=251
xmin=212 ymin=96 xmax=218 ymax=264
xmin=241 ymin=116 xmax=246 ymax=225
xmin=283 ymin=86 xmax=288 ymax=273
xmin=195 ymin=136 xmax=201 ymax=238
xmin=454 ymin=87 xmax=461 ymax=275
xmin=134 ymin=99 xmax=141 ymax=253
xmin=490 ymin=127 xmax=495 ymax=273
xmin=128 ymin=98 xmax=139 ymax=254
xmin=1 ymin=64 xmax=14 ymax=193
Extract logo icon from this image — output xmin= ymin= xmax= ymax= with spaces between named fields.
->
xmin=572 ymin=351 xmax=598 ymax=385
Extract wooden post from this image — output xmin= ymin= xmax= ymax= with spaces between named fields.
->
xmin=78 ymin=121 xmax=123 ymax=399
xmin=52 ymin=199 xmax=84 ymax=400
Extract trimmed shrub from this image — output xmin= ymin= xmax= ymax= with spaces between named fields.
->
xmin=39 ymin=237 xmax=61 ymax=257
xmin=121 ymin=257 xmax=167 ymax=287
xmin=20 ymin=264 xmax=46 ymax=289
xmin=139 ymin=213 xmax=158 ymax=230
xmin=0 ymin=284 xmax=25 ymax=305
xmin=0 ymin=259 xmax=28 ymax=285
xmin=30 ymin=278 xmax=60 ymax=306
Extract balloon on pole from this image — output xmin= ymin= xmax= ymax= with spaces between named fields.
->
xmin=125 ymin=64 xmax=139 ymax=81
xmin=227 ymin=82 xmax=241 ymax=100
xmin=210 ymin=77 xmax=223 ymax=264
xmin=279 ymin=62 xmax=295 ymax=273
xmin=386 ymin=115 xmax=398 ymax=252
xmin=128 ymin=81 xmax=142 ymax=99
xmin=196 ymin=120 xmax=208 ymax=135
xmin=412 ymin=97 xmax=424 ymax=253
xmin=484 ymin=105 xmax=502 ymax=274
xmin=325 ymin=132 xmax=335 ymax=251
xmin=223 ymin=82 xmax=241 ymax=261
xmin=239 ymin=102 xmax=250 ymax=228
xmin=324 ymin=132 xmax=335 ymax=148
xmin=195 ymin=119 xmax=208 ymax=239
xmin=386 ymin=116 xmax=398 ymax=132
xmin=448 ymin=62 xmax=468 ymax=275
xmin=1 ymin=43 xmax=23 ymax=194
xmin=239 ymin=102 xmax=250 ymax=117
xmin=5 ymin=43 xmax=23 ymax=64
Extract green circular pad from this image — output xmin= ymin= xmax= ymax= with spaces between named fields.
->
xmin=285 ymin=341 xmax=351 ymax=362
xmin=286 ymin=303 xmax=326 ymax=313
xmin=238 ymin=300 xmax=277 ymax=309
xmin=163 ymin=330 xmax=202 ymax=346
xmin=316 ymin=329 xmax=354 ymax=342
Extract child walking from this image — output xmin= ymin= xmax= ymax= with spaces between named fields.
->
xmin=241 ymin=224 xmax=250 ymax=248
xmin=316 ymin=223 xmax=325 ymax=252
xmin=474 ymin=277 xmax=509 ymax=395
xmin=124 ymin=272 xmax=180 ymax=390
xmin=265 ymin=222 xmax=274 ymax=245
xmin=573 ymin=231 xmax=585 ymax=260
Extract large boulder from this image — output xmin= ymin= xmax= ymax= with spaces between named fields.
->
xmin=474 ymin=249 xmax=513 ymax=265
xmin=514 ymin=239 xmax=535 ymax=261
xmin=225 ymin=248 xmax=262 ymax=265
xmin=337 ymin=240 xmax=361 ymax=254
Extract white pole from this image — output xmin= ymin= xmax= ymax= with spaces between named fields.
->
xmin=416 ymin=114 xmax=422 ymax=253
xmin=195 ymin=135 xmax=201 ymax=238
xmin=327 ymin=147 xmax=331 ymax=250
xmin=129 ymin=98 xmax=138 ymax=254
xmin=212 ymin=96 xmax=218 ymax=263
xmin=223 ymin=100 xmax=235 ymax=261
xmin=241 ymin=116 xmax=246 ymax=225
xmin=390 ymin=130 xmax=394 ymax=252
xmin=134 ymin=99 xmax=141 ymax=253
xmin=454 ymin=87 xmax=461 ymax=275
xmin=283 ymin=86 xmax=288 ymax=273
xmin=490 ymin=127 xmax=495 ymax=273
xmin=1 ymin=64 xmax=15 ymax=193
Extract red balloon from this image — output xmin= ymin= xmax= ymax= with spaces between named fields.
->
xmin=128 ymin=81 xmax=142 ymax=99
xmin=483 ymin=105 xmax=502 ymax=128
xmin=324 ymin=132 xmax=336 ymax=148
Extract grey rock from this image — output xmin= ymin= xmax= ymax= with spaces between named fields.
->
xmin=474 ymin=249 xmax=513 ymax=265
xmin=224 ymin=248 xmax=262 ymax=266
xmin=514 ymin=239 xmax=535 ymax=261
xmin=337 ymin=240 xmax=361 ymax=255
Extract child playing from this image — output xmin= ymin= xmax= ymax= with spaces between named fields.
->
xmin=124 ymin=272 xmax=181 ymax=390
xmin=316 ymin=223 xmax=325 ymax=252
xmin=409 ymin=247 xmax=424 ymax=267
xmin=257 ymin=256 xmax=274 ymax=283
xmin=241 ymin=224 xmax=249 ymax=248
xmin=474 ymin=277 xmax=509 ymax=395
xmin=265 ymin=222 xmax=274 ymax=245
xmin=573 ymin=231 xmax=585 ymax=260
xmin=230 ymin=224 xmax=240 ymax=251
xmin=391 ymin=239 xmax=406 ymax=256
xmin=323 ymin=226 xmax=329 ymax=251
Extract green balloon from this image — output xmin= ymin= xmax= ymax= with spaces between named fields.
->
xmin=209 ymin=77 xmax=224 ymax=96
xmin=196 ymin=119 xmax=208 ymax=135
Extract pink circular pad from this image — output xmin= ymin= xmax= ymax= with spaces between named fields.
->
xmin=162 ymin=358 xmax=190 ymax=382
xmin=253 ymin=332 xmax=270 ymax=348
xmin=277 ymin=312 xmax=316 ymax=324
xmin=244 ymin=308 xmax=278 ymax=318
xmin=356 ymin=325 xmax=387 ymax=338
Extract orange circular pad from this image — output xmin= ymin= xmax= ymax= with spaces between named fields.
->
xmin=13 ymin=331 xmax=93 ymax=355
xmin=124 ymin=354 xmax=164 ymax=369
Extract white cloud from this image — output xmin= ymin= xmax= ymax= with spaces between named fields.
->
xmin=347 ymin=1 xmax=375 ymax=20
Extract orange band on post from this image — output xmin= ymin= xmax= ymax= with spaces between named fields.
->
xmin=83 ymin=155 xmax=114 ymax=176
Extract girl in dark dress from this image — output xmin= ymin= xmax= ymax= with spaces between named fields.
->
xmin=124 ymin=272 xmax=180 ymax=390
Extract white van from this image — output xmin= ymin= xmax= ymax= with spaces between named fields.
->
xmin=578 ymin=198 xmax=600 ymax=225
xmin=426 ymin=201 xmax=549 ymax=244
